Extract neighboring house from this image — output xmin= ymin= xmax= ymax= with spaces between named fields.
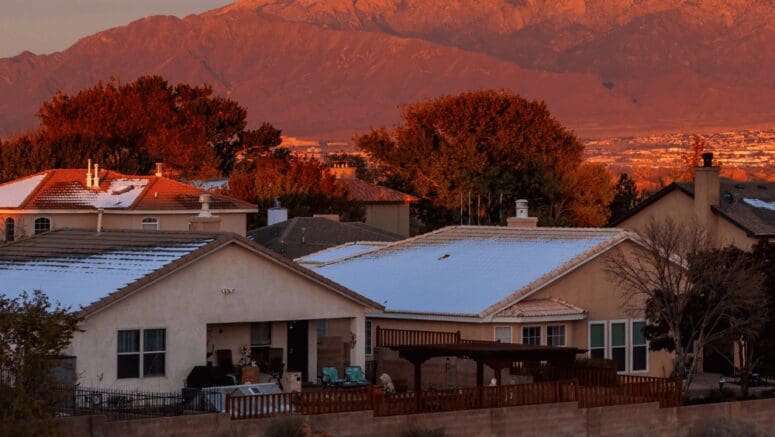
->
xmin=330 ymin=165 xmax=418 ymax=237
xmin=612 ymin=153 xmax=774 ymax=249
xmin=0 ymin=165 xmax=256 ymax=241
xmin=248 ymin=216 xmax=403 ymax=259
xmin=305 ymin=224 xmax=674 ymax=382
xmin=0 ymin=229 xmax=381 ymax=391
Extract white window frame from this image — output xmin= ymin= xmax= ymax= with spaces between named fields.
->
xmin=141 ymin=217 xmax=159 ymax=230
xmin=630 ymin=319 xmax=649 ymax=373
xmin=547 ymin=324 xmax=566 ymax=346
xmin=33 ymin=216 xmax=52 ymax=235
xmin=494 ymin=326 xmax=512 ymax=344
xmin=609 ymin=319 xmax=629 ymax=374
xmin=521 ymin=326 xmax=541 ymax=345
xmin=588 ymin=321 xmax=606 ymax=360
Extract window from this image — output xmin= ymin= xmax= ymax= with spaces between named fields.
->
xmin=522 ymin=326 xmax=541 ymax=345
xmin=494 ymin=327 xmax=512 ymax=343
xmin=611 ymin=322 xmax=627 ymax=372
xmin=33 ymin=217 xmax=51 ymax=235
xmin=547 ymin=325 xmax=566 ymax=346
xmin=117 ymin=330 xmax=140 ymax=379
xmin=632 ymin=321 xmax=647 ymax=372
xmin=365 ymin=320 xmax=372 ymax=355
xmin=251 ymin=322 xmax=271 ymax=346
xmin=141 ymin=217 xmax=158 ymax=230
xmin=316 ymin=320 xmax=327 ymax=338
xmin=3 ymin=218 xmax=13 ymax=241
xmin=117 ymin=328 xmax=166 ymax=378
xmin=589 ymin=323 xmax=605 ymax=359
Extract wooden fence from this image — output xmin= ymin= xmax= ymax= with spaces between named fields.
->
xmin=225 ymin=377 xmax=681 ymax=420
xmin=375 ymin=327 xmax=461 ymax=348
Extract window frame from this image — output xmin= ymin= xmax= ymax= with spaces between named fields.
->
xmin=630 ymin=319 xmax=648 ymax=373
xmin=141 ymin=217 xmax=159 ymax=231
xmin=609 ymin=319 xmax=629 ymax=373
xmin=494 ymin=326 xmax=512 ymax=344
xmin=3 ymin=217 xmax=14 ymax=241
xmin=521 ymin=326 xmax=542 ymax=345
xmin=316 ymin=320 xmax=327 ymax=338
xmin=117 ymin=329 xmax=141 ymax=379
xmin=588 ymin=321 xmax=606 ymax=360
xmin=117 ymin=328 xmax=166 ymax=379
xmin=547 ymin=324 xmax=566 ymax=346
xmin=33 ymin=216 xmax=52 ymax=235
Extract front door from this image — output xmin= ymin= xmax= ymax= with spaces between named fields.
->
xmin=287 ymin=321 xmax=309 ymax=381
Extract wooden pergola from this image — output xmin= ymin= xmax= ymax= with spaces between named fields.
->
xmin=389 ymin=342 xmax=586 ymax=390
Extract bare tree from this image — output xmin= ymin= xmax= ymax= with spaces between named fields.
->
xmin=607 ymin=218 xmax=767 ymax=393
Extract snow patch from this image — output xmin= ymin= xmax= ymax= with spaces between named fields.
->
xmin=0 ymin=173 xmax=46 ymax=207
xmin=743 ymin=198 xmax=775 ymax=211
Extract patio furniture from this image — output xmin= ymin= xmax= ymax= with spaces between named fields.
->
xmin=321 ymin=367 xmax=346 ymax=387
xmin=344 ymin=366 xmax=370 ymax=386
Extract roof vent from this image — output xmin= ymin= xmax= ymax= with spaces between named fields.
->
xmin=198 ymin=194 xmax=212 ymax=218
xmin=110 ymin=185 xmax=134 ymax=195
xmin=701 ymin=152 xmax=714 ymax=168
xmin=722 ymin=192 xmax=734 ymax=204
xmin=437 ymin=253 xmax=450 ymax=260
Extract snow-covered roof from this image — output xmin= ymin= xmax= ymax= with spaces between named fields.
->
xmin=743 ymin=198 xmax=775 ymax=211
xmin=0 ymin=239 xmax=211 ymax=309
xmin=35 ymin=178 xmax=149 ymax=209
xmin=310 ymin=226 xmax=628 ymax=317
xmin=0 ymin=173 xmax=47 ymax=207
xmin=296 ymin=241 xmax=390 ymax=266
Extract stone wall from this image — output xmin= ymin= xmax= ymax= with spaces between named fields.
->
xmin=56 ymin=398 xmax=775 ymax=437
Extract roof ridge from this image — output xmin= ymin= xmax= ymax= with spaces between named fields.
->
xmin=278 ymin=217 xmax=300 ymax=242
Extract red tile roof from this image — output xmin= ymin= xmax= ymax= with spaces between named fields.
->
xmin=0 ymin=169 xmax=256 ymax=211
xmin=340 ymin=178 xmax=418 ymax=204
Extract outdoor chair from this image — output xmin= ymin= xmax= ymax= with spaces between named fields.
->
xmin=321 ymin=367 xmax=346 ymax=387
xmin=344 ymin=366 xmax=370 ymax=386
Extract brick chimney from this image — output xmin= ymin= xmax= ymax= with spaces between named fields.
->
xmin=330 ymin=163 xmax=357 ymax=179
xmin=694 ymin=152 xmax=720 ymax=233
xmin=190 ymin=194 xmax=221 ymax=231
xmin=506 ymin=199 xmax=538 ymax=228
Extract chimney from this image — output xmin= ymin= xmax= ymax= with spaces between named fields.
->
xmin=189 ymin=194 xmax=221 ymax=231
xmin=93 ymin=163 xmax=100 ymax=188
xmin=86 ymin=159 xmax=93 ymax=188
xmin=507 ymin=199 xmax=538 ymax=228
xmin=267 ymin=198 xmax=288 ymax=225
xmin=694 ymin=152 xmax=720 ymax=233
xmin=330 ymin=163 xmax=357 ymax=179
xmin=155 ymin=163 xmax=164 ymax=178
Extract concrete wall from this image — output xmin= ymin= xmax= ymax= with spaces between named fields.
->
xmin=55 ymin=398 xmax=775 ymax=437
xmin=365 ymin=203 xmax=410 ymax=237
xmin=68 ymin=244 xmax=371 ymax=391
xmin=0 ymin=211 xmax=248 ymax=239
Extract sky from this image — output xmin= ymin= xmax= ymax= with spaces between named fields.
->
xmin=0 ymin=0 xmax=231 ymax=58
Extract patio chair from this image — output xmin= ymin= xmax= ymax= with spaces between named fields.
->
xmin=321 ymin=367 xmax=346 ymax=387
xmin=344 ymin=366 xmax=370 ymax=386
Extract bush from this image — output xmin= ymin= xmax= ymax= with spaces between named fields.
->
xmin=400 ymin=426 xmax=446 ymax=437
xmin=687 ymin=417 xmax=765 ymax=437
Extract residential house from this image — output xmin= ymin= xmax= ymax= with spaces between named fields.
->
xmin=248 ymin=216 xmax=402 ymax=259
xmin=301 ymin=222 xmax=674 ymax=387
xmin=612 ymin=153 xmax=774 ymax=249
xmin=330 ymin=165 xmax=417 ymax=237
xmin=0 ymin=164 xmax=256 ymax=241
xmin=0 ymin=229 xmax=381 ymax=391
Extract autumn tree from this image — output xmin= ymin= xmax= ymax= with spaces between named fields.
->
xmin=681 ymin=135 xmax=707 ymax=182
xmin=355 ymin=90 xmax=613 ymax=228
xmin=608 ymin=173 xmax=639 ymax=224
xmin=607 ymin=218 xmax=767 ymax=393
xmin=0 ymin=76 xmax=248 ymax=181
xmin=0 ymin=291 xmax=81 ymax=436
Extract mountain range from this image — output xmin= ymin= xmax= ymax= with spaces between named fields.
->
xmin=2 ymin=0 xmax=775 ymax=139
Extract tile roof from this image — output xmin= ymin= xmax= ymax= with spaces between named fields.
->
xmin=0 ymin=229 xmax=382 ymax=316
xmin=339 ymin=178 xmax=418 ymax=204
xmin=0 ymin=169 xmax=256 ymax=211
xmin=310 ymin=226 xmax=629 ymax=317
xmin=296 ymin=241 xmax=391 ymax=266
xmin=611 ymin=180 xmax=774 ymax=237
xmin=495 ymin=297 xmax=586 ymax=318
xmin=248 ymin=217 xmax=402 ymax=259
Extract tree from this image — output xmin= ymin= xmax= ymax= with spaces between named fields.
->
xmin=0 ymin=291 xmax=81 ymax=436
xmin=681 ymin=135 xmax=706 ymax=182
xmin=0 ymin=76 xmax=249 ymax=181
xmin=608 ymin=173 xmax=639 ymax=224
xmin=606 ymin=218 xmax=767 ymax=393
xmin=355 ymin=90 xmax=612 ymax=228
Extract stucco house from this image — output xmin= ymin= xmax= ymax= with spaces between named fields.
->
xmin=330 ymin=164 xmax=418 ymax=237
xmin=0 ymin=164 xmax=257 ymax=241
xmin=300 ymin=223 xmax=674 ymax=386
xmin=0 ymin=229 xmax=381 ymax=392
xmin=612 ymin=153 xmax=774 ymax=249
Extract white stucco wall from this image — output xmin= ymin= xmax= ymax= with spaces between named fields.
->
xmin=67 ymin=243 xmax=371 ymax=391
